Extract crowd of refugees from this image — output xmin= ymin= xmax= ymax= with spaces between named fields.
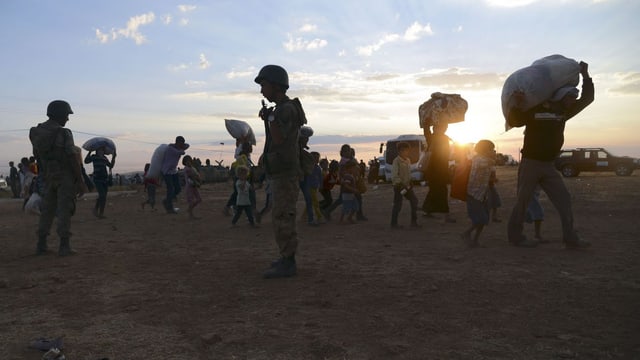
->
xmin=10 ymin=61 xmax=592 ymax=278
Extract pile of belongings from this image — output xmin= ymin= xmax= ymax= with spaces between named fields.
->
xmin=418 ymin=92 xmax=468 ymax=128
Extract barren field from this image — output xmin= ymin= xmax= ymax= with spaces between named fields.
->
xmin=1 ymin=166 xmax=639 ymax=359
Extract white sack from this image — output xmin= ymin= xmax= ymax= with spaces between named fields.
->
xmin=82 ymin=137 xmax=116 ymax=155
xmin=146 ymin=144 xmax=168 ymax=180
xmin=225 ymin=119 xmax=257 ymax=145
xmin=501 ymin=54 xmax=580 ymax=130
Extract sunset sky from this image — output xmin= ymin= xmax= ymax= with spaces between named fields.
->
xmin=1 ymin=0 xmax=639 ymax=174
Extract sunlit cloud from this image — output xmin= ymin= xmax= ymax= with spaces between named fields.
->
xmin=414 ymin=68 xmax=503 ymax=90
xmin=366 ymin=73 xmax=400 ymax=81
xmin=283 ymin=34 xmax=328 ymax=52
xmin=357 ymin=21 xmax=433 ymax=56
xmin=95 ymin=12 xmax=156 ymax=45
xmin=608 ymin=72 xmax=640 ymax=95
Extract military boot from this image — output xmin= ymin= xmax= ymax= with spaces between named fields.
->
xmin=263 ymin=256 xmax=297 ymax=279
xmin=58 ymin=238 xmax=77 ymax=256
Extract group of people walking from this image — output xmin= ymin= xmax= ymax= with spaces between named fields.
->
xmin=22 ymin=60 xmax=593 ymax=277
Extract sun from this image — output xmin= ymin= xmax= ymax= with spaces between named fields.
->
xmin=446 ymin=119 xmax=489 ymax=145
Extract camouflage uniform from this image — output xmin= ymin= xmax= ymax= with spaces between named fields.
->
xmin=263 ymin=98 xmax=305 ymax=258
xmin=29 ymin=119 xmax=78 ymax=254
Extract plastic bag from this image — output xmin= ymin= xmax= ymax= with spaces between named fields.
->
xmin=24 ymin=193 xmax=42 ymax=215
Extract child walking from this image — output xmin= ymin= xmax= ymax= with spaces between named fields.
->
xmin=182 ymin=155 xmax=202 ymax=219
xmin=309 ymin=152 xmax=326 ymax=224
xmin=231 ymin=165 xmax=256 ymax=226
xmin=141 ymin=163 xmax=159 ymax=210
xmin=461 ymin=140 xmax=496 ymax=248
xmin=390 ymin=142 xmax=419 ymax=229
xmin=339 ymin=160 xmax=359 ymax=224
xmin=488 ymin=168 xmax=502 ymax=222
xmin=526 ymin=187 xmax=545 ymax=242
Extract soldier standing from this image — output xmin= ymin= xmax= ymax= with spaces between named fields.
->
xmin=255 ymin=65 xmax=306 ymax=279
xmin=29 ymin=100 xmax=88 ymax=256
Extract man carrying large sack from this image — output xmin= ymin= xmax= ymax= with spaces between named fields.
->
xmin=506 ymin=61 xmax=593 ymax=249
xmin=29 ymin=100 xmax=88 ymax=256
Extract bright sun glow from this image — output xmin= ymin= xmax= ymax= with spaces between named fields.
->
xmin=446 ymin=120 xmax=492 ymax=146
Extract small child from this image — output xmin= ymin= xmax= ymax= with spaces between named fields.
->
xmin=320 ymin=159 xmax=339 ymax=210
xmin=141 ymin=163 xmax=160 ymax=210
xmin=526 ymin=187 xmax=545 ymax=242
xmin=461 ymin=140 xmax=496 ymax=248
xmin=488 ymin=162 xmax=502 ymax=222
xmin=339 ymin=160 xmax=359 ymax=224
xmin=182 ymin=155 xmax=202 ymax=219
xmin=309 ymin=152 xmax=325 ymax=224
xmin=232 ymin=165 xmax=255 ymax=226
xmin=390 ymin=142 xmax=419 ymax=228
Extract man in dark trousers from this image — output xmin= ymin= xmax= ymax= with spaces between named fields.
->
xmin=507 ymin=62 xmax=593 ymax=249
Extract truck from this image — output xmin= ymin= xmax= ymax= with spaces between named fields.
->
xmin=379 ymin=134 xmax=427 ymax=183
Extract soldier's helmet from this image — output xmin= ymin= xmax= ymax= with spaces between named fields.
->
xmin=254 ymin=65 xmax=289 ymax=90
xmin=46 ymin=100 xmax=74 ymax=117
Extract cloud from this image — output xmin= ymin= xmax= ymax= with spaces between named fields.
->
xmin=162 ymin=14 xmax=172 ymax=25
xmin=185 ymin=80 xmax=207 ymax=87
xmin=226 ymin=69 xmax=256 ymax=79
xmin=95 ymin=12 xmax=156 ymax=45
xmin=485 ymin=0 xmax=537 ymax=7
xmin=414 ymin=68 xmax=503 ymax=90
xmin=168 ymin=54 xmax=211 ymax=72
xmin=178 ymin=5 xmax=196 ymax=13
xmin=366 ymin=73 xmax=401 ymax=81
xmin=403 ymin=22 xmax=434 ymax=41
xmin=283 ymin=34 xmax=328 ymax=52
xmin=608 ymin=72 xmax=640 ymax=95
xmin=168 ymin=64 xmax=189 ymax=72
xmin=199 ymin=54 xmax=210 ymax=69
xmin=357 ymin=21 xmax=433 ymax=56
xmin=299 ymin=24 xmax=317 ymax=32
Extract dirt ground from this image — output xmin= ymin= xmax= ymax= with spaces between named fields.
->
xmin=0 ymin=166 xmax=639 ymax=359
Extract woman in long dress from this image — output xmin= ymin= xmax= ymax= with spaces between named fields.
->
xmin=422 ymin=122 xmax=455 ymax=223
